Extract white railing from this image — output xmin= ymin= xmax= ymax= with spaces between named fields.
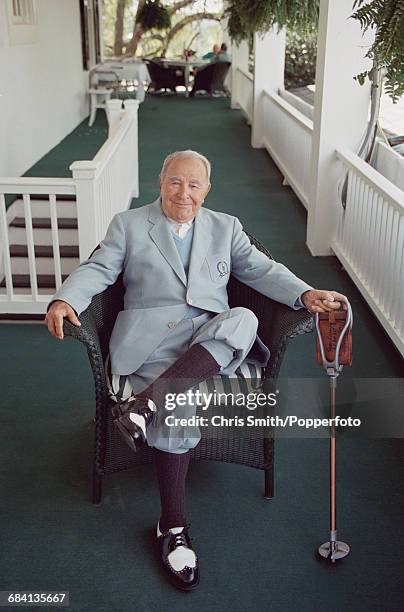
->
xmin=262 ymin=89 xmax=313 ymax=209
xmin=0 ymin=178 xmax=76 ymax=313
xmin=278 ymin=88 xmax=314 ymax=121
xmin=372 ymin=140 xmax=404 ymax=192
xmin=71 ymin=99 xmax=139 ymax=260
xmin=333 ymin=147 xmax=404 ymax=357
xmin=0 ymin=101 xmax=139 ymax=315
xmin=233 ymin=67 xmax=253 ymax=123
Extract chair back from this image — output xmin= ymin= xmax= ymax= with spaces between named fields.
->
xmin=147 ymin=60 xmax=185 ymax=90
xmin=193 ymin=61 xmax=230 ymax=93
xmin=193 ymin=63 xmax=216 ymax=91
xmin=211 ymin=61 xmax=231 ymax=91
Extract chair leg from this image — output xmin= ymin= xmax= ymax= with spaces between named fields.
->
xmin=92 ymin=467 xmax=103 ymax=505
xmin=88 ymin=94 xmax=97 ymax=127
xmin=264 ymin=467 xmax=274 ymax=499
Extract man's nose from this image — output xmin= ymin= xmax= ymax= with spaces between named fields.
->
xmin=178 ymin=183 xmax=191 ymax=199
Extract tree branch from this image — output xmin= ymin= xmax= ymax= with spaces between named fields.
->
xmin=125 ymin=0 xmax=147 ymax=56
xmin=167 ymin=0 xmax=194 ymax=16
xmin=113 ymin=0 xmax=128 ymax=57
xmin=164 ymin=12 xmax=222 ymax=47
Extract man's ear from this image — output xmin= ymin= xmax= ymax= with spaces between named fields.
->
xmin=204 ymin=183 xmax=211 ymax=199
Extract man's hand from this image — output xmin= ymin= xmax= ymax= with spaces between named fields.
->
xmin=44 ymin=300 xmax=81 ymax=340
xmin=301 ymin=290 xmax=348 ymax=314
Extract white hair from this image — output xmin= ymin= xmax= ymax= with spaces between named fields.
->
xmin=159 ymin=150 xmax=211 ymax=182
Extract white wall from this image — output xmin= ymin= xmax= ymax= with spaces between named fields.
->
xmin=0 ymin=0 xmax=88 ymax=178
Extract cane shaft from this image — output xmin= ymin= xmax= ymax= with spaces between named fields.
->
xmin=316 ymin=306 xmax=352 ymax=562
xmin=330 ymin=378 xmax=337 ymax=533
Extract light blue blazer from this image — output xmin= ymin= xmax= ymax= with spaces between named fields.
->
xmin=52 ymin=199 xmax=312 ymax=375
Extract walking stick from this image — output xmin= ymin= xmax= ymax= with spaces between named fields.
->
xmin=315 ymin=302 xmax=353 ymax=562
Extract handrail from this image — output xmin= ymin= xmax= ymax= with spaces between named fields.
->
xmin=336 ymin=146 xmax=404 ymax=212
xmin=236 ymin=66 xmax=253 ymax=82
xmin=263 ymin=89 xmax=314 ymax=132
xmin=0 ymin=177 xmax=75 ymax=195
xmin=90 ymin=105 xmax=138 ymax=175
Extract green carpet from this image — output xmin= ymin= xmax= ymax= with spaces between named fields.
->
xmin=0 ymin=96 xmax=403 ymax=612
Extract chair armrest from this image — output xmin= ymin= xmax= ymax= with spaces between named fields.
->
xmin=264 ymin=304 xmax=314 ymax=379
xmin=63 ymin=310 xmax=109 ymax=408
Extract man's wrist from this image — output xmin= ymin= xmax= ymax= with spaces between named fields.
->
xmin=295 ymin=292 xmax=309 ymax=310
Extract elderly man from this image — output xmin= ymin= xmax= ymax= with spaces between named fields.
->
xmin=45 ymin=150 xmax=347 ymax=591
xmin=202 ymin=44 xmax=220 ymax=60
xmin=213 ymin=42 xmax=231 ymax=63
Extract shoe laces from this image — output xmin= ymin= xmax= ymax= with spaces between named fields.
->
xmin=173 ymin=532 xmax=188 ymax=549
xmin=138 ymin=399 xmax=157 ymax=426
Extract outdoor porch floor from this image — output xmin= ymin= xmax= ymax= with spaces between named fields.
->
xmin=0 ymin=96 xmax=403 ymax=612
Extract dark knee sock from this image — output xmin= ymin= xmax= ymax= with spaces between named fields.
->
xmin=140 ymin=344 xmax=220 ymax=410
xmin=153 ymin=448 xmax=191 ymax=532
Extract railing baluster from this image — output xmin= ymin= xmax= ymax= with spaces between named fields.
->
xmin=386 ymin=210 xmax=399 ymax=322
xmin=373 ymin=194 xmax=384 ymax=305
xmin=23 ymin=193 xmax=38 ymax=301
xmin=379 ymin=203 xmax=393 ymax=311
xmin=366 ymin=186 xmax=378 ymax=296
xmin=359 ymin=181 xmax=370 ymax=280
xmin=49 ymin=194 xmax=62 ymax=290
xmin=346 ymin=171 xmax=358 ymax=261
xmin=353 ymin=177 xmax=366 ymax=275
xmin=397 ymin=216 xmax=404 ymax=337
xmin=388 ymin=207 xmax=399 ymax=321
xmin=342 ymin=168 xmax=353 ymax=251
xmin=0 ymin=193 xmax=14 ymax=300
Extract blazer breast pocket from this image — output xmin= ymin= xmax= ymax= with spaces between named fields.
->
xmin=205 ymin=253 xmax=231 ymax=284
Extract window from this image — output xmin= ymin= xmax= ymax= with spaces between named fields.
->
xmin=7 ymin=0 xmax=38 ymax=44
xmin=80 ymin=0 xmax=102 ymax=70
xmin=11 ymin=0 xmax=35 ymax=26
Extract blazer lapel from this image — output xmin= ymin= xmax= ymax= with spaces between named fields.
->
xmin=188 ymin=209 xmax=211 ymax=286
xmin=148 ymin=200 xmax=187 ymax=286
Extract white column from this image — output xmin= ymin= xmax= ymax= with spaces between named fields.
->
xmin=221 ymin=14 xmax=232 ymax=92
xmin=307 ymin=0 xmax=374 ymax=255
xmin=252 ymin=27 xmax=285 ymax=148
xmin=230 ymin=40 xmax=249 ymax=109
xmin=69 ymin=161 xmax=98 ymax=261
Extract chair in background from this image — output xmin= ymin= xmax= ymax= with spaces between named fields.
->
xmin=87 ymin=69 xmax=120 ymax=126
xmin=146 ymin=59 xmax=186 ymax=94
xmin=189 ymin=62 xmax=231 ymax=97
xmin=88 ymin=86 xmax=114 ymax=127
xmin=63 ymin=233 xmax=313 ymax=504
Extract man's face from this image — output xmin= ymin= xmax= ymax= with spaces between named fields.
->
xmin=159 ymin=156 xmax=211 ymax=223
xmin=213 ymin=45 xmax=220 ymax=54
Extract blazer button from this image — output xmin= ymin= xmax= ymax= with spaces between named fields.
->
xmin=167 ymin=321 xmax=176 ymax=329
xmin=188 ymin=298 xmax=193 ymax=305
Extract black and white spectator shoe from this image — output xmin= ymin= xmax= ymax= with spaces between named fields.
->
xmin=112 ymin=397 xmax=157 ymax=452
xmin=157 ymin=522 xmax=200 ymax=591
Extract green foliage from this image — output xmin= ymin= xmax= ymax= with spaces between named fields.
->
xmin=136 ymin=0 xmax=171 ymax=31
xmin=284 ymin=27 xmax=317 ymax=89
xmin=351 ymin=0 xmax=404 ymax=102
xmin=226 ymin=0 xmax=320 ymax=43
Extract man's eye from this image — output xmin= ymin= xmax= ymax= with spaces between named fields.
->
xmin=190 ymin=184 xmax=200 ymax=189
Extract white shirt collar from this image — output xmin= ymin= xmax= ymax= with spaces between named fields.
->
xmin=166 ymin=216 xmax=194 ymax=238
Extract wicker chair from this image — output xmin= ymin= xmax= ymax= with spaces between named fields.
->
xmin=146 ymin=59 xmax=186 ymax=93
xmin=189 ymin=62 xmax=231 ymax=97
xmin=63 ymin=233 xmax=313 ymax=504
